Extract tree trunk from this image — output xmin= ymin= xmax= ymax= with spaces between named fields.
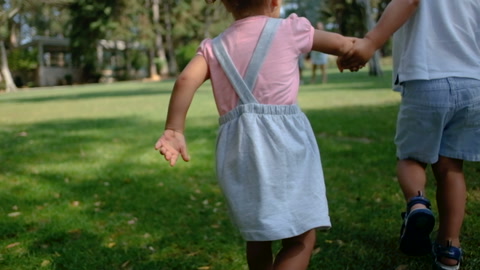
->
xmin=369 ymin=51 xmax=383 ymax=76
xmin=361 ymin=0 xmax=383 ymax=76
xmin=148 ymin=47 xmax=160 ymax=80
xmin=125 ymin=47 xmax=132 ymax=80
xmin=163 ymin=0 xmax=177 ymax=75
xmin=0 ymin=41 xmax=18 ymax=92
xmin=152 ymin=0 xmax=169 ymax=77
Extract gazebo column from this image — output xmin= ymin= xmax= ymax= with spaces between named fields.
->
xmin=37 ymin=42 xmax=44 ymax=67
xmin=37 ymin=41 xmax=44 ymax=86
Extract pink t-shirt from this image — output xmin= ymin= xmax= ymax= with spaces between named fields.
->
xmin=197 ymin=14 xmax=314 ymax=115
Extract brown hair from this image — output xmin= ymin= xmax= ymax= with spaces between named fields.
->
xmin=206 ymin=0 xmax=270 ymax=18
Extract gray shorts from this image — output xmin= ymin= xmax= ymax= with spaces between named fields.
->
xmin=395 ymin=77 xmax=480 ymax=164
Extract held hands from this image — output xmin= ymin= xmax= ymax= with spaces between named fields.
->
xmin=154 ymin=129 xmax=190 ymax=166
xmin=337 ymin=37 xmax=377 ymax=72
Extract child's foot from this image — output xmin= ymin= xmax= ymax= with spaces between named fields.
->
xmin=399 ymin=194 xmax=435 ymax=256
xmin=433 ymin=241 xmax=462 ymax=270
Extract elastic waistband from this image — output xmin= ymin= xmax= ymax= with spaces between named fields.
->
xmin=219 ymin=104 xmax=301 ymax=124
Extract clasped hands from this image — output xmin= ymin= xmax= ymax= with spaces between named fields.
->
xmin=337 ymin=37 xmax=377 ymax=72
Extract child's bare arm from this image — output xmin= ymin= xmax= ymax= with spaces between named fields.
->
xmin=311 ymin=30 xmax=355 ymax=57
xmin=154 ymin=55 xmax=209 ymax=166
xmin=364 ymin=0 xmax=420 ymax=51
xmin=338 ymin=0 xmax=421 ymax=70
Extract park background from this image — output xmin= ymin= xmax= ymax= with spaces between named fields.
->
xmin=1 ymin=0 xmax=480 ymax=269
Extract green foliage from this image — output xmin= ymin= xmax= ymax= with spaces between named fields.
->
xmin=175 ymin=41 xmax=200 ymax=72
xmin=7 ymin=48 xmax=37 ymax=71
xmin=68 ymin=0 xmax=127 ymax=71
xmin=4 ymin=0 xmax=395 ymax=85
xmin=130 ymin=49 xmax=148 ymax=71
xmin=25 ymin=3 xmax=71 ymax=37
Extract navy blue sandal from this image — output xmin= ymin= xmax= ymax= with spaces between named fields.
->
xmin=399 ymin=192 xmax=435 ymax=256
xmin=432 ymin=241 xmax=463 ymax=270
xmin=433 ymin=241 xmax=463 ymax=270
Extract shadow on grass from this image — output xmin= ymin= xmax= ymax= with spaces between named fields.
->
xmin=1 ymin=102 xmax=479 ymax=269
xmin=0 ymin=115 xmax=241 ymax=269
xmin=300 ymin=68 xmax=393 ymax=91
xmin=0 ymin=87 xmax=173 ymax=104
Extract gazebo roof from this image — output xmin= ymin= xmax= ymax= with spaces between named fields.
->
xmin=21 ymin=36 xmax=70 ymax=52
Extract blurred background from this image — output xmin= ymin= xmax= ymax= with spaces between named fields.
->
xmin=0 ymin=0 xmax=390 ymax=92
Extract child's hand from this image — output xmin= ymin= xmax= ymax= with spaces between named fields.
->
xmin=337 ymin=38 xmax=376 ymax=72
xmin=154 ymin=129 xmax=190 ymax=166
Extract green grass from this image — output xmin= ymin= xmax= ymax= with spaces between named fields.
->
xmin=1 ymin=66 xmax=479 ymax=270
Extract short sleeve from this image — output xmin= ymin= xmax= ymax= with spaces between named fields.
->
xmin=196 ymin=38 xmax=213 ymax=58
xmin=284 ymin=14 xmax=314 ymax=54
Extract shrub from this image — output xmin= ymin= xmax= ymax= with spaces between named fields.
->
xmin=176 ymin=41 xmax=200 ymax=72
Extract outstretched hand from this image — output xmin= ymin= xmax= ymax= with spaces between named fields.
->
xmin=154 ymin=129 xmax=190 ymax=166
xmin=337 ymin=38 xmax=377 ymax=72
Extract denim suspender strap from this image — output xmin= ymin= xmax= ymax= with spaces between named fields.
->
xmin=212 ymin=18 xmax=281 ymax=104
xmin=243 ymin=18 xmax=281 ymax=91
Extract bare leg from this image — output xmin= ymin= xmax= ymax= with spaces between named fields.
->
xmin=320 ymin=64 xmax=327 ymax=84
xmin=397 ymin=159 xmax=428 ymax=210
xmin=273 ymin=229 xmax=316 ymax=270
xmin=247 ymin=241 xmax=273 ymax=270
xmin=432 ymin=156 xmax=466 ymax=266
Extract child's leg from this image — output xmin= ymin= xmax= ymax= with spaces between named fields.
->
xmin=246 ymin=241 xmax=273 ymax=270
xmin=397 ymin=159 xmax=428 ymax=209
xmin=320 ymin=64 xmax=327 ymax=83
xmin=431 ymin=156 xmax=466 ymax=265
xmin=273 ymin=229 xmax=316 ymax=270
xmin=397 ymin=158 xmax=436 ymax=256
xmin=310 ymin=65 xmax=317 ymax=83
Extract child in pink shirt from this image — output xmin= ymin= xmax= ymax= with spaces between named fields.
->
xmin=155 ymin=0 xmax=354 ymax=269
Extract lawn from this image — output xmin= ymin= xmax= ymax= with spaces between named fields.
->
xmin=1 ymin=66 xmax=479 ymax=270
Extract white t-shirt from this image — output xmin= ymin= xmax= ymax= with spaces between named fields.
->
xmin=392 ymin=0 xmax=480 ymax=91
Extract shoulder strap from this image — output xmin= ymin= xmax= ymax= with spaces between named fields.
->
xmin=213 ymin=37 xmax=258 ymax=104
xmin=244 ymin=18 xmax=281 ymax=91
xmin=212 ymin=18 xmax=281 ymax=104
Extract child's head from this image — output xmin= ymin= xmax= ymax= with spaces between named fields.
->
xmin=206 ymin=0 xmax=280 ymax=20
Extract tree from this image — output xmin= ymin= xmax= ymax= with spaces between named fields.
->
xmin=0 ymin=40 xmax=17 ymax=92
xmin=163 ymin=0 xmax=177 ymax=75
xmin=106 ymin=0 xmax=148 ymax=80
xmin=283 ymin=0 xmax=322 ymax=24
xmin=315 ymin=0 xmax=384 ymax=76
xmin=0 ymin=4 xmax=19 ymax=92
xmin=151 ymin=0 xmax=168 ymax=77
xmin=358 ymin=0 xmax=383 ymax=76
xmin=23 ymin=1 xmax=71 ymax=38
xmin=1 ymin=0 xmax=71 ymax=91
xmin=68 ymin=0 xmax=127 ymax=81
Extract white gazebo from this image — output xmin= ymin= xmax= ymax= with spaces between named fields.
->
xmin=21 ymin=36 xmax=82 ymax=87
xmin=20 ymin=36 xmax=148 ymax=87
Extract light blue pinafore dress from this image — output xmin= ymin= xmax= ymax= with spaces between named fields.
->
xmin=213 ymin=18 xmax=331 ymax=241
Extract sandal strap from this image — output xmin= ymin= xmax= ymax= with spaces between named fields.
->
xmin=406 ymin=195 xmax=431 ymax=213
xmin=433 ymin=242 xmax=463 ymax=262
xmin=400 ymin=195 xmax=432 ymax=219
